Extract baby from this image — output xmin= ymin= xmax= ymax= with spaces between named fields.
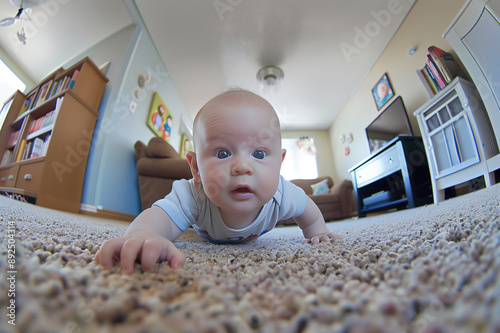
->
xmin=96 ymin=90 xmax=341 ymax=274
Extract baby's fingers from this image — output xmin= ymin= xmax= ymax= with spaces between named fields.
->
xmin=140 ymin=238 xmax=164 ymax=272
xmin=141 ymin=238 xmax=186 ymax=271
xmin=327 ymin=232 xmax=343 ymax=240
xmin=120 ymin=237 xmax=145 ymax=274
xmin=95 ymin=238 xmax=126 ymax=269
xmin=163 ymin=242 xmax=186 ymax=269
xmin=303 ymin=236 xmax=321 ymax=245
xmin=302 ymin=232 xmax=342 ymax=245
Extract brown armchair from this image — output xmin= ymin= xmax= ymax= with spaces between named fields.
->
xmin=134 ymin=137 xmax=193 ymax=211
xmin=279 ymin=176 xmax=355 ymax=225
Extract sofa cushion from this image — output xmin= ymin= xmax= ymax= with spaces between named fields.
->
xmin=146 ymin=137 xmax=179 ymax=158
xmin=311 ymin=193 xmax=340 ymax=205
xmin=310 ymin=179 xmax=330 ymax=195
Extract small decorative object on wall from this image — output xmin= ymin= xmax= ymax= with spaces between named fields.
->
xmin=147 ymin=92 xmax=173 ymax=142
xmin=346 ymin=133 xmax=353 ymax=144
xmin=339 ymin=134 xmax=345 ymax=144
xmin=138 ymin=74 xmax=146 ymax=88
xmin=179 ymin=134 xmax=194 ymax=159
xmin=344 ymin=147 xmax=350 ymax=156
xmin=372 ymin=73 xmax=394 ymax=110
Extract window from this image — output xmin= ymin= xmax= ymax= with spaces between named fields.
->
xmin=280 ymin=136 xmax=319 ymax=180
xmin=0 ymin=59 xmax=26 ymax=106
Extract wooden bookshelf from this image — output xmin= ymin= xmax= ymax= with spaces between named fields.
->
xmin=0 ymin=57 xmax=108 ymax=213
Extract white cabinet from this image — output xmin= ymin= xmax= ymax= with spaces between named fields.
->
xmin=414 ymin=77 xmax=499 ymax=203
xmin=444 ymin=0 xmax=500 ymax=172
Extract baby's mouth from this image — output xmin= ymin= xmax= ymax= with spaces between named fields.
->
xmin=231 ymin=185 xmax=254 ymax=198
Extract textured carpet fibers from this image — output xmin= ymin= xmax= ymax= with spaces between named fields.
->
xmin=0 ymin=184 xmax=500 ymax=333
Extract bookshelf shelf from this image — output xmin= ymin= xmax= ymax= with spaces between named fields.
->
xmin=0 ymin=57 xmax=108 ymax=213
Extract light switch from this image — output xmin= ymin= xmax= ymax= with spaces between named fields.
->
xmin=129 ymin=100 xmax=137 ymax=113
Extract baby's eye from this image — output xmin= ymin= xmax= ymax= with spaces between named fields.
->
xmin=252 ymin=150 xmax=267 ymax=159
xmin=216 ymin=150 xmax=231 ymax=159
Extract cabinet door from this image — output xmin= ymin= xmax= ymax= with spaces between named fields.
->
xmin=429 ymin=113 xmax=479 ymax=178
xmin=424 ymin=93 xmax=480 ymax=178
xmin=461 ymin=6 xmax=500 ymax=115
xmin=444 ymin=0 xmax=500 ymax=149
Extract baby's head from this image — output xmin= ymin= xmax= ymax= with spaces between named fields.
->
xmin=186 ymin=90 xmax=285 ymax=224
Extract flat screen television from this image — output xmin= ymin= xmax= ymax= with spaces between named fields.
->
xmin=365 ymin=96 xmax=414 ymax=153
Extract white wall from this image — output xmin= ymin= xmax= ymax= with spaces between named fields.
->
xmin=329 ymin=0 xmax=468 ymax=184
xmin=67 ymin=24 xmax=191 ymax=216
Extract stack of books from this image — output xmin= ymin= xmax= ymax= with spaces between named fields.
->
xmin=416 ymin=46 xmax=467 ymax=98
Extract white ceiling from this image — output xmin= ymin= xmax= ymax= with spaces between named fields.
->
xmin=0 ymin=0 xmax=415 ymax=130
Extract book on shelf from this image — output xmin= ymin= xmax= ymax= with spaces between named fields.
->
xmin=19 ymin=90 xmax=38 ymax=116
xmin=416 ymin=45 xmax=468 ymax=98
xmin=427 ymin=46 xmax=466 ymax=83
xmin=426 ymin=55 xmax=446 ymax=89
xmin=30 ymin=137 xmax=45 ymax=159
xmin=47 ymin=76 xmax=69 ymax=99
xmin=69 ymin=70 xmax=80 ymax=89
xmin=7 ymin=130 xmax=20 ymax=147
xmin=37 ymin=80 xmax=53 ymax=106
xmin=416 ymin=69 xmax=437 ymax=98
xmin=41 ymin=134 xmax=51 ymax=156
xmin=47 ymin=80 xmax=60 ymax=98
xmin=22 ymin=141 xmax=33 ymax=160
xmin=1 ymin=150 xmax=12 ymax=167
xmin=15 ymin=139 xmax=26 ymax=162
xmin=31 ymin=80 xmax=52 ymax=110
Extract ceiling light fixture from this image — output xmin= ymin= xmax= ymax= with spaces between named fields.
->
xmin=257 ymin=65 xmax=284 ymax=93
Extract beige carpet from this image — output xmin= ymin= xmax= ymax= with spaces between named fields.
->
xmin=1 ymin=184 xmax=500 ymax=333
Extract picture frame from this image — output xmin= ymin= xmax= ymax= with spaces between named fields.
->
xmin=147 ymin=92 xmax=173 ymax=142
xmin=179 ymin=133 xmax=194 ymax=159
xmin=372 ymin=73 xmax=394 ymax=110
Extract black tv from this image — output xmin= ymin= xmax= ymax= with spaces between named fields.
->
xmin=365 ymin=96 xmax=414 ymax=153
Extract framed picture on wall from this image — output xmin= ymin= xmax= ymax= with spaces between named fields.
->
xmin=179 ymin=133 xmax=194 ymax=159
xmin=147 ymin=92 xmax=173 ymax=142
xmin=372 ymin=73 xmax=394 ymax=110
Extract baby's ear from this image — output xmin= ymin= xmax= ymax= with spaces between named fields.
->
xmin=281 ymin=149 xmax=286 ymax=163
xmin=186 ymin=151 xmax=201 ymax=183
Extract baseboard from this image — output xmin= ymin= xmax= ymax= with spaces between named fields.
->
xmin=79 ymin=205 xmax=135 ymax=222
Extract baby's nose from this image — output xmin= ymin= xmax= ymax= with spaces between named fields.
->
xmin=231 ymin=156 xmax=253 ymax=175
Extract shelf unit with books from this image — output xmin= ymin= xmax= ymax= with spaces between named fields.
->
xmin=414 ymin=77 xmax=498 ymax=203
xmin=416 ymin=45 xmax=469 ymax=98
xmin=0 ymin=57 xmax=108 ymax=213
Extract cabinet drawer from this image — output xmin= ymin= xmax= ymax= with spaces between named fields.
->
xmin=16 ymin=162 xmax=44 ymax=192
xmin=355 ymin=145 xmax=401 ymax=187
xmin=0 ymin=166 xmax=19 ymax=188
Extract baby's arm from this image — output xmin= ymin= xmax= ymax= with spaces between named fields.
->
xmin=95 ymin=206 xmax=185 ymax=273
xmin=295 ymin=197 xmax=342 ymax=244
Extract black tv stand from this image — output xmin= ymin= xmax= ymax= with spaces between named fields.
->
xmin=348 ymin=136 xmax=433 ymax=217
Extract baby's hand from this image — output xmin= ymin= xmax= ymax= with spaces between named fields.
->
xmin=95 ymin=231 xmax=186 ymax=274
xmin=302 ymin=231 xmax=342 ymax=245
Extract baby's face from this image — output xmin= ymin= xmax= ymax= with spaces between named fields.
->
xmin=377 ymin=82 xmax=388 ymax=98
xmin=189 ymin=94 xmax=284 ymax=225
